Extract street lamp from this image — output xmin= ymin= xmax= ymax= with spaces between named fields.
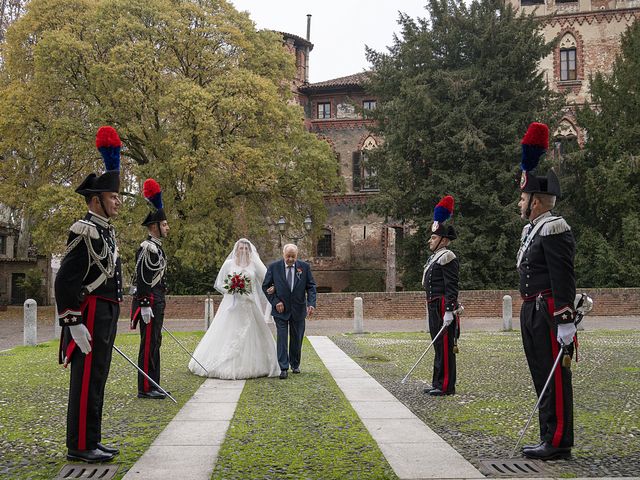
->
xmin=277 ymin=215 xmax=313 ymax=246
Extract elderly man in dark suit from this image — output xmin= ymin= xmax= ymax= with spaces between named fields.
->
xmin=262 ymin=244 xmax=317 ymax=379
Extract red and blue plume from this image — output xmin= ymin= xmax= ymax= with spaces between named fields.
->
xmin=96 ymin=126 xmax=121 ymax=172
xmin=143 ymin=178 xmax=163 ymax=210
xmin=521 ymin=122 xmax=549 ymax=172
xmin=433 ymin=195 xmax=454 ymax=223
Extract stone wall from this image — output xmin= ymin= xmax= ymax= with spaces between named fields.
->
xmin=118 ymin=288 xmax=640 ymax=320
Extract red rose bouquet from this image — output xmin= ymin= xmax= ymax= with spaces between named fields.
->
xmin=223 ymin=272 xmax=251 ymax=295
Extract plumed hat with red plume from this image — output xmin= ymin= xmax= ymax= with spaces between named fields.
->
xmin=431 ymin=195 xmax=457 ymax=240
xmin=142 ymin=178 xmax=167 ymax=226
xmin=519 ymin=122 xmax=561 ymax=197
xmin=75 ymin=126 xmax=122 ymax=196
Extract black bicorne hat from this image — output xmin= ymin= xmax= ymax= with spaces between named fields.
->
xmin=519 ymin=122 xmax=561 ymax=197
xmin=141 ymin=178 xmax=167 ymax=226
xmin=431 ymin=195 xmax=457 ymax=240
xmin=75 ymin=126 xmax=121 ymax=197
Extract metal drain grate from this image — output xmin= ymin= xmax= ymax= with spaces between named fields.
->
xmin=55 ymin=464 xmax=119 ymax=479
xmin=479 ymin=458 xmax=546 ymax=477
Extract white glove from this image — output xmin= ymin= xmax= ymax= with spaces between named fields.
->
xmin=443 ymin=311 xmax=454 ymax=326
xmin=557 ymin=322 xmax=577 ymax=345
xmin=69 ymin=324 xmax=92 ymax=354
xmin=141 ymin=306 xmax=154 ymax=324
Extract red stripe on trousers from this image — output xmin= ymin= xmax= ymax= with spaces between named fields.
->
xmin=143 ymin=317 xmax=152 ymax=392
xmin=142 ymin=294 xmax=155 ymax=392
xmin=441 ymin=297 xmax=449 ymax=392
xmin=131 ymin=307 xmax=141 ymax=330
xmin=78 ymin=296 xmax=97 ymax=451
xmin=547 ymin=297 xmax=565 ymax=448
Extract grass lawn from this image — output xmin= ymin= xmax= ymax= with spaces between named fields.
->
xmin=211 ymin=338 xmax=398 ymax=480
xmin=1 ymin=334 xmax=397 ymax=480
xmin=0 ymin=331 xmax=205 ymax=480
xmin=332 ymin=330 xmax=640 ymax=477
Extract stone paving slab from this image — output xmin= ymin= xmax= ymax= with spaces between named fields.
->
xmin=308 ymin=335 xmax=484 ymax=479
xmin=153 ymin=420 xmax=230 ymax=446
xmin=122 ymin=379 xmax=245 ymax=480
xmin=122 ymin=445 xmax=219 ymax=480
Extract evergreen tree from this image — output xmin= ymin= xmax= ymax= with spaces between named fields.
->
xmin=365 ymin=0 xmax=563 ymax=289
xmin=563 ymin=20 xmax=640 ymax=286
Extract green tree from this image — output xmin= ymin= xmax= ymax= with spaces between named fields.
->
xmin=0 ymin=0 xmax=340 ymax=292
xmin=365 ymin=0 xmax=563 ymax=289
xmin=562 ymin=20 xmax=640 ymax=286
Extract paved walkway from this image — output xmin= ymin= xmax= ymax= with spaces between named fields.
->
xmin=122 ymin=379 xmax=245 ymax=480
xmin=309 ymin=335 xmax=484 ymax=479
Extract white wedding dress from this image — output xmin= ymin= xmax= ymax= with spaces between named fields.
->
xmin=189 ymin=240 xmax=279 ymax=379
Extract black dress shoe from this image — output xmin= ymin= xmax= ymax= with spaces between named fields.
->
xmin=522 ymin=441 xmax=544 ymax=453
xmin=292 ymin=367 xmax=301 ymax=374
xmin=67 ymin=448 xmax=114 ymax=463
xmin=428 ymin=388 xmax=455 ymax=396
xmin=423 ymin=386 xmax=434 ymax=394
xmin=96 ymin=442 xmax=119 ymax=455
xmin=523 ymin=442 xmax=571 ymax=460
xmin=138 ymin=390 xmax=166 ymax=399
xmin=279 ymin=370 xmax=288 ymax=379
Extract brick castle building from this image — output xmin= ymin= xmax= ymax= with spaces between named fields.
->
xmin=282 ymin=3 xmax=638 ymax=293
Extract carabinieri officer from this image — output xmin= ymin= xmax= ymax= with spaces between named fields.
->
xmin=55 ymin=126 xmax=124 ymax=463
xmin=517 ymin=122 xmax=577 ymax=460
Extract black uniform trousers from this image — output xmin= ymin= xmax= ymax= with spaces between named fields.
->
xmin=137 ymin=299 xmax=165 ymax=393
xmin=67 ymin=297 xmax=119 ymax=450
xmin=520 ymin=299 xmax=574 ymax=448
xmin=427 ymin=297 xmax=457 ymax=393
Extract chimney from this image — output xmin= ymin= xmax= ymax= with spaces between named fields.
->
xmin=305 ymin=14 xmax=312 ymax=83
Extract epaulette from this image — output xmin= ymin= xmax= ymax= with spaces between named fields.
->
xmin=69 ymin=220 xmax=99 ymax=240
xmin=140 ymin=239 xmax=158 ymax=255
xmin=540 ymin=217 xmax=571 ymax=236
xmin=437 ymin=250 xmax=456 ymax=265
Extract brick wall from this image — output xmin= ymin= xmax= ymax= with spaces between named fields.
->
xmin=119 ymin=288 xmax=640 ymax=320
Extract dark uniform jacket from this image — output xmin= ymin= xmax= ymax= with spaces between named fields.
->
xmin=422 ymin=248 xmax=459 ymax=312
xmin=130 ymin=236 xmax=167 ymax=328
xmin=517 ymin=212 xmax=576 ymax=323
xmin=55 ymin=212 xmax=122 ymax=362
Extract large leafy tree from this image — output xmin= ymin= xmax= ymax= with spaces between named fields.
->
xmin=365 ymin=0 xmax=563 ymax=289
xmin=561 ymin=20 xmax=640 ymax=286
xmin=0 ymin=0 xmax=340 ymax=287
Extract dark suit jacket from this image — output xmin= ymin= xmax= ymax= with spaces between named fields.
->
xmin=262 ymin=259 xmax=317 ymax=321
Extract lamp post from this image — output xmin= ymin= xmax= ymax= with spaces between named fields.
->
xmin=277 ymin=215 xmax=313 ymax=247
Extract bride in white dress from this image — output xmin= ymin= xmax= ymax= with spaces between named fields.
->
xmin=188 ymin=239 xmax=280 ymax=379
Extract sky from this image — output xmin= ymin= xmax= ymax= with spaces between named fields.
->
xmin=229 ymin=1 xmax=430 ymax=83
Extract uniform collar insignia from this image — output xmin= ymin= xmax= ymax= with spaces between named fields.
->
xmin=532 ymin=211 xmax=552 ymax=225
xmin=88 ymin=211 xmax=110 ymax=228
xmin=149 ymin=235 xmax=163 ymax=246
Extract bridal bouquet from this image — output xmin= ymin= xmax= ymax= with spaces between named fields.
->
xmin=224 ymin=272 xmax=251 ymax=295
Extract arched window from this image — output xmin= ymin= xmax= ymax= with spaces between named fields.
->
xmin=352 ymin=136 xmax=379 ymax=192
xmin=559 ymin=33 xmax=577 ymax=81
xmin=316 ymin=228 xmax=333 ymax=257
xmin=553 ymin=119 xmax=579 ymax=159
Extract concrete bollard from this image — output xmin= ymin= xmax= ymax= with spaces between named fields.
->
xmin=204 ymin=297 xmax=215 ymax=330
xmin=353 ymin=297 xmax=363 ymax=334
xmin=502 ymin=295 xmax=512 ymax=331
xmin=54 ymin=306 xmax=61 ymax=340
xmin=24 ymin=299 xmax=38 ymax=346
